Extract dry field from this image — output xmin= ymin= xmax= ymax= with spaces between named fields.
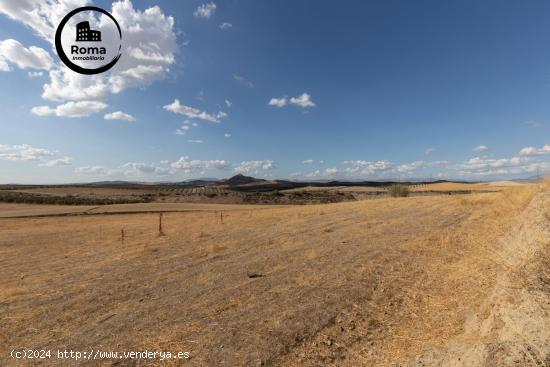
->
xmin=408 ymin=181 xmax=523 ymax=192
xmin=1 ymin=183 xmax=549 ymax=366
xmin=0 ymin=202 xmax=284 ymax=219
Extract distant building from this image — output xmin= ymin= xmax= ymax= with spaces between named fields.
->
xmin=76 ymin=21 xmax=101 ymax=42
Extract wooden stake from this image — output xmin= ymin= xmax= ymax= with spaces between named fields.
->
xmin=158 ymin=212 xmax=164 ymax=236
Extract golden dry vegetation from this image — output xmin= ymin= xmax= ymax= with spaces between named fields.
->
xmin=1 ymin=183 xmax=549 ymax=366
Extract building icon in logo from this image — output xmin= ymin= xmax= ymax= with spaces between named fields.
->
xmin=76 ymin=21 xmax=101 ymax=42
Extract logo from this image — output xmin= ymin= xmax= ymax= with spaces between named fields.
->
xmin=55 ymin=6 xmax=122 ymax=75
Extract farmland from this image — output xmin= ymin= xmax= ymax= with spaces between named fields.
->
xmin=1 ymin=181 xmax=549 ymax=366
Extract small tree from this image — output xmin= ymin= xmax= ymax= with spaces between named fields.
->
xmin=388 ymin=184 xmax=410 ymax=197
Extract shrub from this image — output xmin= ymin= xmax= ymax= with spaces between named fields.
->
xmin=387 ymin=184 xmax=410 ymax=198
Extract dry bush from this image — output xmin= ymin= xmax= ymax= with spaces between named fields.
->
xmin=387 ymin=184 xmax=410 ymax=197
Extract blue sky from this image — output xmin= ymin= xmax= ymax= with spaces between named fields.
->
xmin=0 ymin=0 xmax=549 ymax=183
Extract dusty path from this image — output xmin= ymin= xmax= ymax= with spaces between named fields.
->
xmin=0 ymin=185 xmax=547 ymax=366
xmin=407 ymin=187 xmax=550 ymax=366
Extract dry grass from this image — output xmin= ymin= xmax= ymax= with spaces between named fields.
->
xmin=0 ymin=184 xmax=546 ymax=366
xmin=409 ymin=181 xmax=522 ymax=192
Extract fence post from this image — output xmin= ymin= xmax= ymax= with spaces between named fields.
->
xmin=159 ymin=212 xmax=164 ymax=236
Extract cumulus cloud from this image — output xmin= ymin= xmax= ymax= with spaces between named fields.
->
xmin=343 ymin=160 xmax=393 ymax=176
xmin=75 ymin=165 xmax=108 ymax=175
xmin=293 ymin=159 xmax=450 ymax=180
xmin=219 ymin=22 xmax=232 ymax=29
xmin=0 ymin=144 xmax=72 ymax=167
xmin=194 ymin=2 xmax=216 ymax=19
xmin=269 ymin=93 xmax=316 ymax=108
xmin=121 ymin=162 xmax=171 ymax=176
xmin=424 ymin=148 xmax=436 ymax=155
xmin=187 ymin=139 xmax=203 ymax=144
xmin=268 ymin=97 xmax=287 ymax=107
xmin=396 ymin=160 xmax=448 ymax=173
xmin=457 ymin=155 xmax=547 ymax=177
xmin=163 ymin=99 xmax=227 ymax=123
xmin=32 ymin=101 xmax=107 ymax=118
xmin=39 ymin=156 xmax=72 ymax=167
xmin=324 ymin=167 xmax=338 ymax=175
xmin=290 ymin=93 xmax=316 ymax=108
xmin=171 ymin=155 xmax=231 ymax=174
xmin=472 ymin=145 xmax=489 ymax=152
xmin=0 ymin=0 xmax=177 ymax=118
xmin=0 ymin=0 xmax=86 ymax=41
xmin=224 ymin=99 xmax=232 ymax=108
xmin=224 ymin=133 xmax=231 ymax=138
xmin=0 ymin=39 xmax=53 ymax=71
xmin=234 ymin=160 xmax=274 ymax=174
xmin=0 ymin=144 xmax=54 ymax=162
xmin=104 ymin=111 xmax=136 ymax=122
xmin=518 ymin=144 xmax=550 ymax=156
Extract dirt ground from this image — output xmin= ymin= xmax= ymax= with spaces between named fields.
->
xmin=0 ymin=183 xmax=548 ymax=366
xmin=0 ymin=202 xmax=284 ymax=218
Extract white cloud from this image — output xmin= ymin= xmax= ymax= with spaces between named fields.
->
xmin=343 ymin=160 xmax=394 ymax=176
xmin=0 ymin=1 xmax=177 ymax=114
xmin=269 ymin=93 xmax=316 ymax=108
xmin=0 ymin=144 xmax=54 ymax=162
xmin=0 ymin=144 xmax=73 ymax=168
xmin=188 ymin=139 xmax=203 ymax=144
xmin=225 ymin=99 xmax=232 ymax=108
xmin=175 ymin=125 xmax=190 ymax=135
xmin=396 ymin=160 xmax=448 ymax=173
xmin=39 ymin=156 xmax=72 ymax=167
xmin=28 ymin=71 xmax=43 ymax=78
xmin=424 ymin=148 xmax=436 ymax=155
xmin=171 ymin=155 xmax=231 ymax=174
xmin=472 ymin=145 xmax=489 ymax=152
xmin=234 ymin=160 xmax=274 ymax=174
xmin=518 ymin=144 xmax=550 ymax=156
xmin=457 ymin=155 xmax=547 ymax=177
xmin=268 ymin=97 xmax=287 ymax=107
xmin=324 ymin=167 xmax=338 ymax=175
xmin=0 ymin=58 xmax=9 ymax=71
xmin=219 ymin=22 xmax=232 ymax=29
xmin=194 ymin=2 xmax=216 ymax=19
xmin=104 ymin=111 xmax=136 ymax=122
xmin=290 ymin=93 xmax=316 ymax=108
xmin=122 ymin=162 xmax=170 ymax=176
xmin=0 ymin=0 xmax=86 ymax=42
xmin=302 ymin=159 xmax=314 ymax=164
xmin=233 ymin=74 xmax=254 ymax=88
xmin=224 ymin=133 xmax=231 ymax=138
xmin=75 ymin=165 xmax=108 ymax=175
xmin=0 ymin=39 xmax=53 ymax=71
xmin=32 ymin=101 xmax=107 ymax=118
xmin=163 ymin=99 xmax=227 ymax=123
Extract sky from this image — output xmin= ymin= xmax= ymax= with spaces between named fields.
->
xmin=1 ymin=0 xmax=550 ymax=184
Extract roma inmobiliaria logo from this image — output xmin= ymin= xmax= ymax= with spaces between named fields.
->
xmin=55 ymin=6 xmax=122 ymax=75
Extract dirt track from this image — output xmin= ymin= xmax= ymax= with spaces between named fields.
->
xmin=0 ymin=184 xmax=548 ymax=366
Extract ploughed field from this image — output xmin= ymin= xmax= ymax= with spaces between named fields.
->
xmin=1 ymin=183 xmax=549 ymax=366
